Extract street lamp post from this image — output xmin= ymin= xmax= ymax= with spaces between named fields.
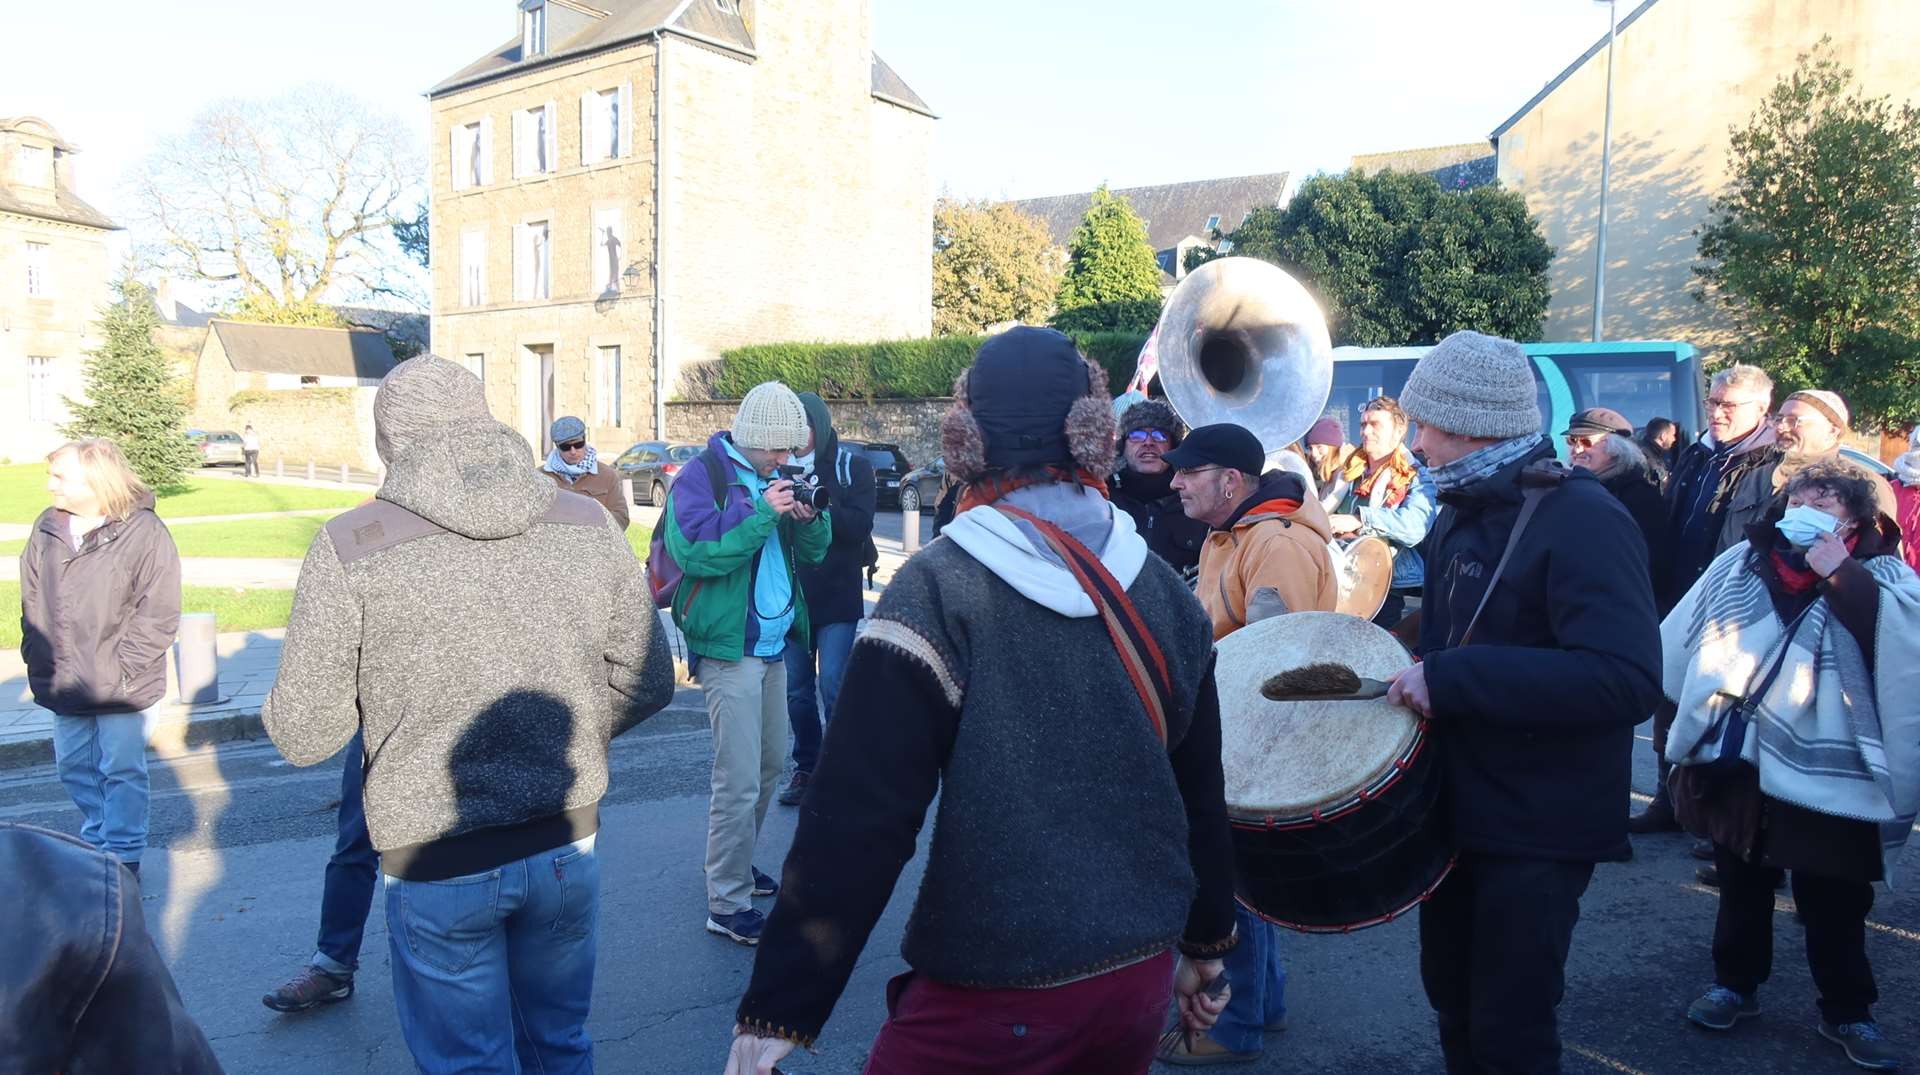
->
xmin=1593 ymin=0 xmax=1618 ymax=342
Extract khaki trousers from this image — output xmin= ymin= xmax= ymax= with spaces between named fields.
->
xmin=698 ymin=656 xmax=788 ymax=916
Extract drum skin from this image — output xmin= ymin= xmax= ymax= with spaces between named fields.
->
xmin=1333 ymin=535 xmax=1395 ymax=620
xmin=1215 ymin=612 xmax=1453 ymax=933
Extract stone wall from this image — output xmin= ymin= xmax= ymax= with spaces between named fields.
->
xmin=665 ymin=396 xmax=952 ymax=469
xmin=189 ymin=387 xmax=381 ymax=472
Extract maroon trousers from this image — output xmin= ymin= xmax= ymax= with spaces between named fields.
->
xmin=862 ymin=951 xmax=1174 ymax=1075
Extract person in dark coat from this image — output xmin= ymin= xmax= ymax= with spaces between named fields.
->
xmin=1387 ymin=332 xmax=1662 ymax=1075
xmin=1108 ymin=399 xmax=1207 ymax=578
xmin=1569 ymin=429 xmax=1669 ymax=584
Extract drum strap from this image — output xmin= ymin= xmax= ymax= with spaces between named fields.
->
xmin=1458 ymin=472 xmax=1559 ymax=647
xmin=995 ymin=504 xmax=1173 ymax=748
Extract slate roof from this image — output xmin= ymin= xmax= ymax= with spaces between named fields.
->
xmin=208 ymin=320 xmax=400 ymax=380
xmin=429 ymin=0 xmax=932 ymax=116
xmin=1490 ymin=0 xmax=1663 ymax=141
xmin=1010 ymin=172 xmax=1292 ymax=256
xmin=0 ymin=183 xmax=118 ymax=231
xmin=1350 ymin=142 xmax=1498 ymax=190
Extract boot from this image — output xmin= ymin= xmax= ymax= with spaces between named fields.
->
xmin=1629 ymin=757 xmax=1681 ymax=833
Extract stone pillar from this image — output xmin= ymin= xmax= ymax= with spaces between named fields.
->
xmin=306 ymin=460 xmax=316 ymax=481
xmin=339 ymin=463 xmax=350 ymax=484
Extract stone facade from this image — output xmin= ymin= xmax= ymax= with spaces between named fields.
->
xmin=1493 ymin=0 xmax=1920 ymax=354
xmin=191 ymin=389 xmax=381 ymax=475
xmin=429 ymin=1 xmax=934 ymax=458
xmin=0 ymin=117 xmax=118 ymax=464
xmin=666 ymin=396 xmax=952 ymax=469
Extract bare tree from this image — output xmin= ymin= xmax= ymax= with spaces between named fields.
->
xmin=129 ymin=86 xmax=425 ymax=313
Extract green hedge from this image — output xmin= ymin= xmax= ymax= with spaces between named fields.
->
xmin=713 ymin=331 xmax=1149 ymax=400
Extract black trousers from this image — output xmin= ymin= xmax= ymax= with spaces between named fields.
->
xmin=1420 ymin=854 xmax=1595 ymax=1075
xmin=1711 ymin=844 xmax=1879 ymax=1025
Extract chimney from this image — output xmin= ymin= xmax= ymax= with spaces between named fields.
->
xmin=155 ymin=279 xmax=179 ymax=324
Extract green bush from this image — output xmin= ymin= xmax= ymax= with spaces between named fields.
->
xmin=1049 ymin=298 xmax=1163 ymax=335
xmin=711 ymin=332 xmax=1150 ymax=400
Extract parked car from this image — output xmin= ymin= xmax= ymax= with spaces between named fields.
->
xmin=846 ymin=441 xmax=914 ymax=508
xmin=612 ymin=441 xmax=702 ymax=505
xmin=187 ymin=429 xmax=246 ymax=468
xmin=1840 ymin=445 xmax=1893 ymax=479
xmin=895 ymin=457 xmax=947 ymax=514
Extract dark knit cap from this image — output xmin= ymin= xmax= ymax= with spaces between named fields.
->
xmin=1161 ymin=423 xmax=1266 ymax=476
xmin=1119 ymin=399 xmax=1185 ymax=447
xmin=968 ymin=327 xmax=1091 ymax=469
xmin=1304 ymin=417 xmax=1344 ymax=448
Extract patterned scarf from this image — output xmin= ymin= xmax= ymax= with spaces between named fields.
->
xmin=1343 ymin=446 xmax=1418 ymax=508
xmin=543 ymin=445 xmax=598 ymax=481
xmin=1426 ymin=434 xmax=1546 ymax=494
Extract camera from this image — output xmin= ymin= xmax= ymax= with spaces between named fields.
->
xmin=773 ymin=465 xmax=830 ymax=511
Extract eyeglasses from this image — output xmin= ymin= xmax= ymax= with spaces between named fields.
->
xmin=556 ymin=440 xmax=586 ymax=452
xmin=1705 ymin=397 xmax=1764 ymax=414
xmin=1174 ymin=465 xmax=1225 ymax=479
xmin=1770 ymin=413 xmax=1827 ymax=429
xmin=1126 ymin=429 xmax=1172 ymax=444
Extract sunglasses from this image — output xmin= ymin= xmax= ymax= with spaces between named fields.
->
xmin=1126 ymin=429 xmax=1172 ymax=444
xmin=556 ymin=440 xmax=586 ymax=452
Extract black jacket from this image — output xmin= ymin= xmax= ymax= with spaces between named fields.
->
xmin=20 ymin=493 xmax=182 ymax=716
xmin=794 ymin=435 xmax=877 ymax=627
xmin=1656 ymin=429 xmax=1781 ymax=613
xmin=1110 ymin=466 xmax=1207 ymax=575
xmin=0 ymin=823 xmax=223 ymax=1073
xmin=1597 ymin=461 xmax=1669 ymax=586
xmin=1417 ymin=445 xmax=1663 ymax=863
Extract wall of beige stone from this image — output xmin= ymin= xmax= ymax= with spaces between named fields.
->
xmin=0 ymin=214 xmax=112 ymax=463
xmin=189 ymin=387 xmax=382 ymax=473
xmin=1495 ymin=0 xmax=1920 ymax=357
xmin=665 ymin=396 xmax=952 ymax=469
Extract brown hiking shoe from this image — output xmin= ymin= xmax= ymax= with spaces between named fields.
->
xmin=262 ymin=965 xmax=354 ymax=1012
xmin=777 ymin=770 xmax=811 ymax=806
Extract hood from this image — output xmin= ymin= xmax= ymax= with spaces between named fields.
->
xmin=1224 ymin=470 xmax=1332 ymax=543
xmin=942 ymin=483 xmax=1147 ymax=618
xmin=373 ymin=355 xmax=557 ymax=539
xmin=797 ymin=392 xmax=837 ymax=462
xmin=1704 ymin=420 xmax=1779 ymax=458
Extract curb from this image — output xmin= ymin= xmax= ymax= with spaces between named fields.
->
xmin=0 ymin=705 xmax=269 ymax=771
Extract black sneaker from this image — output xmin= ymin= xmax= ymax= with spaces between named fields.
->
xmin=1820 ymin=1020 xmax=1901 ymax=1070
xmin=777 ymin=770 xmax=811 ymax=807
xmin=1690 ymin=839 xmax=1716 ymax=861
xmin=752 ymin=866 xmax=779 ymax=899
xmin=1687 ymin=985 xmax=1759 ymax=1031
xmin=263 ymin=965 xmax=355 ymax=1012
xmin=706 ymin=908 xmax=767 ymax=946
xmin=1628 ymin=802 xmax=1681 ymax=834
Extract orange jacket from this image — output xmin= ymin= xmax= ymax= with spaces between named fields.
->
xmin=1197 ymin=484 xmax=1338 ymax=640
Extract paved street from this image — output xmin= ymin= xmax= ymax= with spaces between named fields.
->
xmin=3 ymin=702 xmax=1916 ymax=1075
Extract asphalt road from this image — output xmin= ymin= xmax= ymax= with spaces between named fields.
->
xmin=4 ymin=699 xmax=1916 ymax=1074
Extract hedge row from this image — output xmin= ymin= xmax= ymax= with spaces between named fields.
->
xmin=712 ymin=331 xmax=1150 ymax=400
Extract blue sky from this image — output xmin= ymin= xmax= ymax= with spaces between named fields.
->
xmin=9 ymin=0 xmax=1614 ymax=216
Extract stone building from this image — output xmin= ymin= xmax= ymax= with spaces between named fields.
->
xmin=1010 ymin=172 xmax=1293 ymax=290
xmin=188 ymin=320 xmax=401 ymax=472
xmin=1491 ymin=0 xmax=1920 ymax=351
xmin=0 ymin=117 xmax=118 ymax=463
xmin=428 ymin=0 xmax=936 ymax=454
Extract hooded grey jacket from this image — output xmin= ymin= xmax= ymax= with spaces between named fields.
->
xmin=262 ymin=356 xmax=674 ymax=870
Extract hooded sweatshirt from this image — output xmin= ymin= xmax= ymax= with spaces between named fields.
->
xmin=1196 ymin=470 xmax=1339 ymax=640
xmin=793 ymin=393 xmax=877 ymax=627
xmin=733 ymin=482 xmax=1236 ymax=1048
xmin=262 ymin=356 xmax=675 ymax=878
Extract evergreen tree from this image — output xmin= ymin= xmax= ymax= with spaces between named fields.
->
xmin=1056 ymin=186 xmax=1164 ymax=318
xmin=64 ymin=278 xmax=200 ymax=490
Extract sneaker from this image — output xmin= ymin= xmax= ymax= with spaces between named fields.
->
xmin=706 ymin=908 xmax=767 ymax=946
xmin=1686 ymin=985 xmax=1759 ymax=1031
xmin=777 ymin=770 xmax=811 ymax=807
xmin=1155 ymin=1028 xmax=1260 ymax=1066
xmin=262 ymin=965 xmax=355 ymax=1012
xmin=751 ymin=866 xmax=780 ymax=899
xmin=1691 ymin=839 xmax=1716 ymax=861
xmin=1627 ymin=801 xmax=1681 ymax=834
xmin=1821 ymin=1021 xmax=1901 ymax=1070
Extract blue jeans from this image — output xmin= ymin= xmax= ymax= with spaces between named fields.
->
xmin=385 ymin=834 xmax=601 ymax=1074
xmin=52 ymin=707 xmax=155 ymax=863
xmin=782 ymin=620 xmax=856 ymax=774
xmin=1213 ymin=903 xmax=1288 ymax=1054
xmin=313 ymin=731 xmax=379 ymax=976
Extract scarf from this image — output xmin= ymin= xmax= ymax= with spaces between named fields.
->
xmin=1767 ymin=533 xmax=1858 ymax=595
xmin=1343 ymin=447 xmax=1418 ymax=508
xmin=958 ymin=467 xmax=1110 ymax=514
xmin=543 ymin=446 xmax=598 ymax=481
xmin=1426 ymin=434 xmax=1545 ymax=494
xmin=1663 ymin=543 xmax=1920 ymax=884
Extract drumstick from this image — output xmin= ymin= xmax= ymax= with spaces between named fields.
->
xmin=1260 ymin=662 xmax=1393 ymax=702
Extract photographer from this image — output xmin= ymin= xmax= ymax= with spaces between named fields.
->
xmin=662 ymin=382 xmax=832 ymax=947
xmin=778 ymin=393 xmax=876 ymax=807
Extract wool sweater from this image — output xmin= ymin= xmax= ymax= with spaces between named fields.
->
xmin=735 ymin=492 xmax=1236 ymax=1048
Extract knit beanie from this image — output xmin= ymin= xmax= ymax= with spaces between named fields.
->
xmin=374 ymin=354 xmax=493 ymax=464
xmin=1304 ymin=416 xmax=1343 ymax=448
xmin=1119 ymin=399 xmax=1185 ymax=448
xmin=943 ymin=326 xmax=1117 ymax=484
xmin=1399 ymin=330 xmax=1541 ymax=440
xmin=731 ymin=382 xmax=810 ymax=451
xmin=1785 ymin=389 xmax=1850 ymax=430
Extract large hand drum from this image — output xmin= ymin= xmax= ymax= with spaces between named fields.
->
xmin=1215 ymin=612 xmax=1452 ymax=932
xmin=1332 ymin=536 xmax=1394 ymax=621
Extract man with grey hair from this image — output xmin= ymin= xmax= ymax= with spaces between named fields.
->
xmin=1717 ymin=387 xmax=1897 ymax=551
xmin=1564 ymin=414 xmax=1667 ymax=585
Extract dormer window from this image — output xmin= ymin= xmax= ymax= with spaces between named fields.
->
xmin=12 ymin=144 xmax=51 ymax=188
xmin=1205 ymin=214 xmax=1221 ymax=233
xmin=523 ymin=1 xmax=548 ymax=57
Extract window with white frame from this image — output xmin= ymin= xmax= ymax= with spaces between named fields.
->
xmin=515 ymin=220 xmax=551 ymax=300
xmin=13 ymin=145 xmax=51 ymax=187
xmin=27 ymin=357 xmax=55 ymax=421
xmin=451 ymin=119 xmax=491 ymax=189
xmin=1205 ymin=214 xmax=1221 ymax=233
xmin=460 ymin=229 xmax=487 ymax=306
xmin=594 ymin=345 xmax=622 ymax=427
xmin=592 ymin=208 xmax=624 ymax=295
xmin=514 ymin=103 xmax=556 ymax=178
xmin=523 ymin=2 xmax=547 ymax=56
xmin=25 ymin=242 xmax=49 ymax=297
xmin=581 ymin=86 xmax=630 ymax=163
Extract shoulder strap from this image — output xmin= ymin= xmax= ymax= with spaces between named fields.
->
xmin=1458 ymin=463 xmax=1566 ymax=647
xmin=996 ymin=504 xmax=1173 ymax=748
xmin=702 ymin=448 xmax=731 ymax=512
xmin=1744 ymin=602 xmax=1817 ymax=702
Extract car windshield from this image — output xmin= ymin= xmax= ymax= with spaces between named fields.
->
xmin=864 ymin=448 xmax=900 ymax=468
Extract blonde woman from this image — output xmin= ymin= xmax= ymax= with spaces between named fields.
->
xmin=19 ymin=440 xmax=180 ymax=879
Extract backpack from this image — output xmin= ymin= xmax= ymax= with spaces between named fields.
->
xmin=646 ymin=448 xmax=733 ymax=606
xmin=835 ymin=447 xmax=880 ymax=571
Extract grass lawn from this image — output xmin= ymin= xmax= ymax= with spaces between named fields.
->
xmin=0 ymin=464 xmax=368 ymax=525
xmin=0 ymin=581 xmax=294 ymax=648
xmin=1 ymin=517 xmax=653 ymax=560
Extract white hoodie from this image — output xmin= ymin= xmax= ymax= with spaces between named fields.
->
xmin=941 ymin=483 xmax=1148 ymax=618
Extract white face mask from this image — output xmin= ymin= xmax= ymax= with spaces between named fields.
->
xmin=1775 ymin=503 xmax=1842 ymax=548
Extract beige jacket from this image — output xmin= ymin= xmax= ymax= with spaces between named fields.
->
xmin=1197 ymin=476 xmax=1339 ymax=641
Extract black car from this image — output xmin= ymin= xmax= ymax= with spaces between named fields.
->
xmin=612 ymin=441 xmax=702 ymax=505
xmin=896 ymin=457 xmax=947 ymax=514
xmin=846 ymin=441 xmax=915 ymax=509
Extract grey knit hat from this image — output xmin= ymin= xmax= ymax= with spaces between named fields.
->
xmin=1400 ymin=330 xmax=1541 ymax=439
xmin=732 ymin=382 xmax=810 ymax=450
xmin=374 ymin=354 xmax=493 ymax=464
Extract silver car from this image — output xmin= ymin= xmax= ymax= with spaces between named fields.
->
xmin=189 ymin=429 xmax=246 ymax=467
